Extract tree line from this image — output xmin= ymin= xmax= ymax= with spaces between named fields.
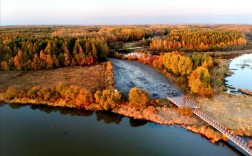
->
xmin=0 ymin=34 xmax=109 ymax=70
xmin=1 ymin=26 xmax=249 ymax=72
xmin=5 ymin=83 xmax=151 ymax=110
xmin=150 ymin=29 xmax=247 ymax=52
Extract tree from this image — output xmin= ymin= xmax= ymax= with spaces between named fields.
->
xmin=44 ymin=42 xmax=52 ymax=54
xmin=39 ymin=50 xmax=46 ymax=61
xmin=1 ymin=61 xmax=9 ymax=71
xmin=5 ymin=86 xmax=17 ymax=100
xmin=31 ymin=54 xmax=41 ymax=70
xmin=27 ymin=86 xmax=41 ymax=98
xmin=52 ymin=54 xmax=60 ymax=68
xmin=76 ymin=89 xmax=93 ymax=107
xmin=129 ymin=88 xmax=150 ymax=107
xmin=163 ymin=52 xmax=192 ymax=76
xmin=64 ymin=48 xmax=71 ymax=66
xmin=45 ymin=55 xmax=53 ymax=69
xmin=188 ymin=66 xmax=213 ymax=96
xmin=94 ymin=89 xmax=123 ymax=110
xmin=14 ymin=50 xmax=24 ymax=70
xmin=178 ymin=56 xmax=193 ymax=75
xmin=91 ymin=42 xmax=97 ymax=60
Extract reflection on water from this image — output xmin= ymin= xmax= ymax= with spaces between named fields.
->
xmin=129 ymin=119 xmax=148 ymax=127
xmin=30 ymin=104 xmax=94 ymax=117
xmin=96 ymin=111 xmax=123 ymax=124
xmin=226 ymin=53 xmax=252 ymax=92
xmin=0 ymin=103 xmax=241 ymax=156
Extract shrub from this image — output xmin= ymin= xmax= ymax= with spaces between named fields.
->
xmin=1 ymin=61 xmax=10 ymax=71
xmin=27 ymin=86 xmax=41 ymax=98
xmin=129 ymin=88 xmax=150 ymax=107
xmin=76 ymin=89 xmax=93 ymax=107
xmin=5 ymin=86 xmax=17 ymax=100
xmin=94 ymin=89 xmax=123 ymax=110
xmin=178 ymin=107 xmax=193 ymax=117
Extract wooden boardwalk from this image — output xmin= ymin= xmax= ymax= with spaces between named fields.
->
xmin=167 ymin=96 xmax=200 ymax=108
xmin=167 ymin=96 xmax=252 ymax=156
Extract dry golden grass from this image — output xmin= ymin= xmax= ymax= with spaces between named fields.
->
xmin=199 ymin=93 xmax=252 ymax=135
xmin=0 ymin=64 xmax=106 ymax=93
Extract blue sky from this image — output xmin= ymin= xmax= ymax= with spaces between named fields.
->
xmin=1 ymin=0 xmax=252 ymax=25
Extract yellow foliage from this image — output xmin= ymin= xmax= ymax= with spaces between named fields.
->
xmin=163 ymin=52 xmax=193 ymax=76
xmin=76 ymin=89 xmax=93 ymax=107
xmin=129 ymin=88 xmax=150 ymax=107
xmin=94 ymin=89 xmax=123 ymax=110
xmin=106 ymin=61 xmax=113 ymax=73
xmin=188 ymin=66 xmax=213 ymax=96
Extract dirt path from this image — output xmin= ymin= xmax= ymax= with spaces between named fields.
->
xmin=110 ymin=58 xmax=181 ymax=98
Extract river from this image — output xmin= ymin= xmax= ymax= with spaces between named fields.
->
xmin=226 ymin=53 xmax=252 ymax=92
xmin=0 ymin=103 xmax=239 ymax=156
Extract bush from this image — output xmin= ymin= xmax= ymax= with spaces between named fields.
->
xmin=76 ymin=89 xmax=93 ymax=107
xmin=94 ymin=89 xmax=123 ymax=110
xmin=178 ymin=107 xmax=193 ymax=117
xmin=1 ymin=61 xmax=10 ymax=71
xmin=5 ymin=86 xmax=17 ymax=100
xmin=27 ymin=86 xmax=41 ymax=98
xmin=129 ymin=88 xmax=150 ymax=107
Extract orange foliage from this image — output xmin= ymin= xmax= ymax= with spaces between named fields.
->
xmin=150 ymin=29 xmax=247 ymax=52
xmin=188 ymin=66 xmax=213 ymax=96
xmin=162 ymin=52 xmax=193 ymax=76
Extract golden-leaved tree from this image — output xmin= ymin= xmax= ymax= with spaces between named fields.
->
xmin=94 ymin=89 xmax=123 ymax=110
xmin=129 ymin=88 xmax=150 ymax=107
xmin=162 ymin=52 xmax=193 ymax=76
xmin=188 ymin=66 xmax=213 ymax=96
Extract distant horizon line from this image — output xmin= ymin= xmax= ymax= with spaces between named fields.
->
xmin=2 ymin=23 xmax=252 ymax=27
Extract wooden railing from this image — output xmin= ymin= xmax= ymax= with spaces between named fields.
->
xmin=193 ymin=109 xmax=252 ymax=156
xmin=167 ymin=96 xmax=252 ymax=156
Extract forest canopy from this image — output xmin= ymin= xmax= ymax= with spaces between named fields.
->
xmin=0 ymin=35 xmax=109 ymax=70
xmin=0 ymin=25 xmax=249 ymax=71
xmin=150 ymin=29 xmax=247 ymax=52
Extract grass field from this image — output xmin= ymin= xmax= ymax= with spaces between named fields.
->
xmin=199 ymin=93 xmax=252 ymax=135
xmin=0 ymin=64 xmax=106 ymax=94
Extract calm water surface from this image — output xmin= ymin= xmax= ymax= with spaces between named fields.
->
xmin=0 ymin=103 xmax=240 ymax=156
xmin=226 ymin=53 xmax=252 ymax=91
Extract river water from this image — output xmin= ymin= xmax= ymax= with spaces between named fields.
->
xmin=0 ymin=103 xmax=239 ymax=156
xmin=226 ymin=53 xmax=252 ymax=92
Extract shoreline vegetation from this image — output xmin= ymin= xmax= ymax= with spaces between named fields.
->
xmin=1 ymin=58 xmax=252 ymax=146
xmin=1 ymin=25 xmax=252 ymax=147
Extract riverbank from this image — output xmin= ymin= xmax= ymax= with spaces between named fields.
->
xmin=3 ymin=87 xmax=250 ymax=143
xmin=203 ymin=49 xmax=252 ymax=59
xmin=238 ymin=88 xmax=252 ymax=96
xmin=0 ymin=93 xmax=223 ymax=143
xmin=0 ymin=58 xmax=251 ymax=146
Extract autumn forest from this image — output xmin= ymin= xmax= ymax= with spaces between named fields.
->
xmin=0 ymin=25 xmax=251 ymax=99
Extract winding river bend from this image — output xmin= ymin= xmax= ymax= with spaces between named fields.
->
xmin=2 ymin=57 xmax=251 ymax=156
xmin=226 ymin=53 xmax=252 ymax=92
xmin=0 ymin=103 xmax=237 ymax=156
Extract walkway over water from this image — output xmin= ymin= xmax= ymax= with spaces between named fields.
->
xmin=167 ymin=96 xmax=200 ymax=109
xmin=167 ymin=96 xmax=252 ymax=156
